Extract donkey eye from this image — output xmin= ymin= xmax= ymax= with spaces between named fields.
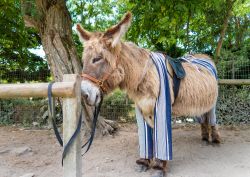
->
xmin=92 ymin=56 xmax=102 ymax=63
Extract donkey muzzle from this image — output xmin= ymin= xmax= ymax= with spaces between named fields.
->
xmin=81 ymin=80 xmax=101 ymax=106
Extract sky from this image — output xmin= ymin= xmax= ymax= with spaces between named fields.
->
xmin=28 ymin=26 xmax=79 ymax=59
xmin=28 ymin=46 xmax=45 ymax=58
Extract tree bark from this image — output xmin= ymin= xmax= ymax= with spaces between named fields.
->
xmin=215 ymin=0 xmax=235 ymax=62
xmin=185 ymin=7 xmax=191 ymax=51
xmin=35 ymin=0 xmax=81 ymax=80
xmin=21 ymin=0 xmax=116 ymax=135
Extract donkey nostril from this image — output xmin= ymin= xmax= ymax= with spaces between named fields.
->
xmin=95 ymin=95 xmax=99 ymax=103
xmin=83 ymin=93 xmax=89 ymax=100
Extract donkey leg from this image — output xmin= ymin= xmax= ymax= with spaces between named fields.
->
xmin=152 ymin=159 xmax=167 ymax=171
xmin=197 ymin=114 xmax=209 ymax=142
xmin=211 ymin=125 xmax=221 ymax=143
xmin=135 ymin=107 xmax=153 ymax=172
xmin=136 ymin=158 xmax=151 ymax=172
xmin=151 ymin=159 xmax=167 ymax=177
xmin=207 ymin=106 xmax=221 ymax=144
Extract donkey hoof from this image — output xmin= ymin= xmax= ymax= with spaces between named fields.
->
xmin=201 ymin=139 xmax=209 ymax=146
xmin=152 ymin=159 xmax=167 ymax=170
xmin=135 ymin=158 xmax=150 ymax=172
xmin=201 ymin=136 xmax=209 ymax=142
xmin=211 ymin=126 xmax=221 ymax=144
xmin=212 ymin=134 xmax=221 ymax=144
xmin=151 ymin=170 xmax=166 ymax=177
xmin=135 ymin=164 xmax=148 ymax=172
xmin=212 ymin=138 xmax=221 ymax=144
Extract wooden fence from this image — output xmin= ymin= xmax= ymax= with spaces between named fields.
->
xmin=218 ymin=79 xmax=250 ymax=85
xmin=0 ymin=74 xmax=82 ymax=177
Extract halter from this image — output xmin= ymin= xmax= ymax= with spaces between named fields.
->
xmin=81 ymin=73 xmax=109 ymax=93
xmin=81 ymin=56 xmax=119 ymax=93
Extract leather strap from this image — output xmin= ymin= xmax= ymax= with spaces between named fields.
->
xmin=48 ymin=82 xmax=83 ymax=165
xmin=172 ymin=73 xmax=181 ymax=99
xmin=81 ymin=73 xmax=107 ymax=93
xmin=81 ymin=93 xmax=103 ymax=155
xmin=81 ymin=57 xmax=120 ymax=93
xmin=81 ymin=74 xmax=102 ymax=85
xmin=48 ymin=82 xmax=63 ymax=147
xmin=165 ymin=55 xmax=185 ymax=100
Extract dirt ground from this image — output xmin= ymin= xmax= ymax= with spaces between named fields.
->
xmin=0 ymin=124 xmax=250 ymax=177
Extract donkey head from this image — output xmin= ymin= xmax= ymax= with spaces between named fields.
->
xmin=76 ymin=12 xmax=132 ymax=106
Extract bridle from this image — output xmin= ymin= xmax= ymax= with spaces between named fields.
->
xmin=81 ymin=56 xmax=119 ymax=93
xmin=81 ymin=73 xmax=110 ymax=93
xmin=79 ymin=58 xmax=119 ymax=156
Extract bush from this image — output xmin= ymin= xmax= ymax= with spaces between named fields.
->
xmin=100 ymin=89 xmax=135 ymax=122
xmin=217 ymin=85 xmax=250 ymax=125
xmin=0 ymin=100 xmax=14 ymax=125
xmin=0 ymin=98 xmax=45 ymax=126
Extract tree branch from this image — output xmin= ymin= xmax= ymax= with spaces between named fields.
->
xmin=215 ymin=0 xmax=235 ymax=62
xmin=23 ymin=15 xmax=38 ymax=28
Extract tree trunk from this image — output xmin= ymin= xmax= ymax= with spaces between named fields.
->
xmin=36 ymin=0 xmax=81 ymax=81
xmin=215 ymin=0 xmax=235 ymax=62
xmin=235 ymin=15 xmax=250 ymax=49
xmin=21 ymin=0 xmax=116 ymax=135
xmin=185 ymin=7 xmax=191 ymax=51
xmin=234 ymin=16 xmax=241 ymax=49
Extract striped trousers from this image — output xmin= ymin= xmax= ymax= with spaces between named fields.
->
xmin=197 ymin=106 xmax=217 ymax=126
xmin=136 ymin=107 xmax=172 ymax=161
xmin=136 ymin=106 xmax=217 ymax=160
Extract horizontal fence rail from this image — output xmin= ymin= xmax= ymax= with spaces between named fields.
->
xmin=0 ymin=82 xmax=76 ymax=98
xmin=219 ymin=79 xmax=250 ymax=85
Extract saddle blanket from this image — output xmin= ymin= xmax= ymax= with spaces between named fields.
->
xmin=180 ymin=54 xmax=218 ymax=79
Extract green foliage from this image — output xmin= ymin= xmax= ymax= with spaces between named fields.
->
xmin=117 ymin=0 xmax=226 ymax=55
xmin=1 ymin=0 xmax=249 ymax=75
xmin=217 ymin=44 xmax=250 ymax=79
xmin=0 ymin=0 xmax=49 ymax=83
xmin=100 ymin=89 xmax=134 ymax=121
xmin=67 ymin=0 xmax=121 ymax=56
xmin=119 ymin=0 xmax=249 ymax=57
xmin=0 ymin=100 xmax=14 ymax=125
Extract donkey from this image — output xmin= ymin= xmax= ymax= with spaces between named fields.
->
xmin=76 ymin=12 xmax=221 ymax=175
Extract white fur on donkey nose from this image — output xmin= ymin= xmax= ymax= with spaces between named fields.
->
xmin=81 ymin=80 xmax=101 ymax=106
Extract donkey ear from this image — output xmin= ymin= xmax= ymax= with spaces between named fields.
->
xmin=76 ymin=23 xmax=91 ymax=42
xmin=103 ymin=12 xmax=132 ymax=47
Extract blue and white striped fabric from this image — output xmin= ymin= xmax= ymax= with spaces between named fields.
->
xmin=179 ymin=55 xmax=218 ymax=125
xmin=136 ymin=53 xmax=218 ymax=161
xmin=136 ymin=52 xmax=172 ymax=161
xmin=197 ymin=106 xmax=217 ymax=126
xmin=136 ymin=107 xmax=153 ymax=159
xmin=180 ymin=55 xmax=218 ymax=79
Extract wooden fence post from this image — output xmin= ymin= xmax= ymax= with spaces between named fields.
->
xmin=63 ymin=74 xmax=82 ymax=177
